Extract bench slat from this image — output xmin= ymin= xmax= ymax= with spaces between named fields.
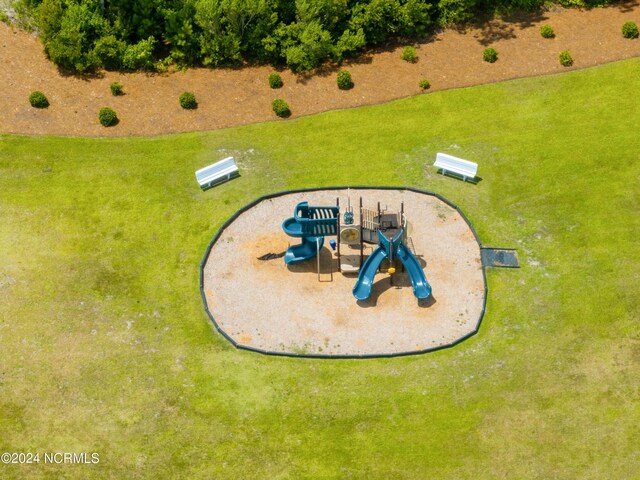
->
xmin=196 ymin=159 xmax=236 ymax=179
xmin=195 ymin=156 xmax=239 ymax=189
xmin=199 ymin=166 xmax=238 ymax=181
xmin=434 ymin=152 xmax=478 ymax=181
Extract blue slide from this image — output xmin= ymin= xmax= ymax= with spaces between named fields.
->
xmin=352 ymin=247 xmax=388 ymax=301
xmin=282 ymin=216 xmax=304 ymax=237
xmin=284 ymin=236 xmax=324 ymax=264
xmin=397 ymin=243 xmax=432 ymax=300
xmin=282 ymin=205 xmax=338 ymax=265
xmin=352 ymin=227 xmax=432 ymax=301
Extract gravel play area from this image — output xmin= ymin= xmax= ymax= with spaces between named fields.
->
xmin=201 ymin=188 xmax=486 ymax=357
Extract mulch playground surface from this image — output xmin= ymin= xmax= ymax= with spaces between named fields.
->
xmin=202 ymin=189 xmax=485 ymax=357
xmin=1 ymin=2 xmax=640 ymax=137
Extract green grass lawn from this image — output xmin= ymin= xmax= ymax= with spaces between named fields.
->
xmin=1 ymin=59 xmax=638 ymax=479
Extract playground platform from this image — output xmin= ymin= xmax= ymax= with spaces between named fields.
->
xmin=201 ymin=188 xmax=486 ymax=358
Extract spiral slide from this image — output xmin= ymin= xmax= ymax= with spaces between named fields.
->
xmin=284 ymin=235 xmax=324 ymax=264
xmin=281 ymin=203 xmax=338 ymax=265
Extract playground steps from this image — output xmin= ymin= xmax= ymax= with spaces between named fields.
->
xmin=340 ymin=254 xmax=361 ymax=272
xmin=338 ymin=244 xmax=361 ymax=272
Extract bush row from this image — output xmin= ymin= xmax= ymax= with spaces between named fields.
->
xmin=27 ymin=23 xmax=608 ymax=122
xmin=28 ymin=12 xmax=640 ymax=124
xmin=27 ymin=74 xmax=436 ymax=127
xmin=482 ymin=47 xmax=575 ymax=67
xmin=26 ymin=1 xmax=637 ymax=74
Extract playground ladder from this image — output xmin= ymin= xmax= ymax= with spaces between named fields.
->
xmin=406 ymin=237 xmax=417 ymax=255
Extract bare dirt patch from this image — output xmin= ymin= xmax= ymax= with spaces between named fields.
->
xmin=202 ymin=188 xmax=485 ymax=357
xmin=1 ymin=2 xmax=640 ymax=137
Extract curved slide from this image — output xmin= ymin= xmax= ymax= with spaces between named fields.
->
xmin=282 ymin=217 xmax=303 ymax=237
xmin=282 ymin=216 xmax=326 ymax=264
xmin=282 ymin=202 xmax=339 ymax=265
xmin=284 ymin=236 xmax=324 ymax=264
xmin=397 ymin=243 xmax=432 ymax=299
xmin=352 ymin=247 xmax=388 ymax=301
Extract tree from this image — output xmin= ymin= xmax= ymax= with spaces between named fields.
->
xmin=122 ymin=37 xmax=156 ymax=69
xmin=194 ymin=0 xmax=279 ymax=64
xmin=194 ymin=0 xmax=242 ymax=65
xmin=164 ymin=0 xmax=200 ymax=65
xmin=93 ymin=34 xmax=127 ymax=70
xmin=104 ymin=0 xmax=167 ymax=41
xmin=282 ymin=20 xmax=332 ymax=71
xmin=40 ymin=1 xmax=108 ymax=72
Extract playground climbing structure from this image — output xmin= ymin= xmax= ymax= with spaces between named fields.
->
xmin=281 ymin=195 xmax=432 ymax=302
xmin=282 ymin=202 xmax=339 ymax=264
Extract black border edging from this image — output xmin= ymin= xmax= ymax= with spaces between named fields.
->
xmin=200 ymin=186 xmax=489 ymax=359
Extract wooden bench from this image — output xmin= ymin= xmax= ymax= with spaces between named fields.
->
xmin=434 ymin=152 xmax=478 ymax=182
xmin=195 ymin=157 xmax=239 ymax=190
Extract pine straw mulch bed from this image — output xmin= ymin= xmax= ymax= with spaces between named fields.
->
xmin=1 ymin=2 xmax=640 ymax=137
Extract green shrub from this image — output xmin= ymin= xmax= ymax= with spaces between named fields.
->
xmin=559 ymin=50 xmax=573 ymax=67
xmin=30 ymin=0 xmax=594 ymax=74
xmin=336 ymin=70 xmax=353 ymax=90
xmin=93 ymin=35 xmax=126 ymax=70
xmin=268 ymin=72 xmax=283 ymax=89
xmin=282 ymin=22 xmax=334 ymax=72
xmin=540 ymin=25 xmax=555 ymax=38
xmin=38 ymin=2 xmax=103 ymax=72
xmin=179 ymin=92 xmax=197 ymax=109
xmin=98 ymin=107 xmax=117 ymax=127
xmin=622 ymin=21 xmax=639 ymax=39
xmin=483 ymin=47 xmax=498 ymax=63
xmin=153 ymin=55 xmax=173 ymax=74
xmin=419 ymin=79 xmax=430 ymax=90
xmin=28 ymin=91 xmax=49 ymax=108
xmin=401 ymin=46 xmax=417 ymax=63
xmin=122 ymin=37 xmax=155 ymax=70
xmin=110 ymin=82 xmax=123 ymax=96
xmin=272 ymin=99 xmax=291 ymax=118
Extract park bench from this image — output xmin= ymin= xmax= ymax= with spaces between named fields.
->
xmin=433 ymin=152 xmax=478 ymax=182
xmin=195 ymin=156 xmax=239 ymax=190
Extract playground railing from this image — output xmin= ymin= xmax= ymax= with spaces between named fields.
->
xmin=294 ymin=203 xmax=339 ymax=236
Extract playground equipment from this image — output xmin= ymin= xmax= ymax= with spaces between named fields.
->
xmin=282 ymin=202 xmax=339 ymax=265
xmin=281 ymin=195 xmax=431 ymax=301
xmin=352 ymin=217 xmax=431 ymax=301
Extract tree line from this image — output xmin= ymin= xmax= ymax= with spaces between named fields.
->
xmin=19 ymin=0 xmax=613 ymax=73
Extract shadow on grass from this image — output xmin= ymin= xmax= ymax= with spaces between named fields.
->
xmin=435 ymin=169 xmax=483 ymax=184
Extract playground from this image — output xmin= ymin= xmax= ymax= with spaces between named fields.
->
xmin=202 ymin=188 xmax=485 ymax=356
xmin=3 ymin=59 xmax=639 ymax=477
